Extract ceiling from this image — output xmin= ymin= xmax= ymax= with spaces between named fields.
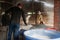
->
xmin=0 ymin=0 xmax=54 ymax=12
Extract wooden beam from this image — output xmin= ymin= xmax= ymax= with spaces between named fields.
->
xmin=0 ymin=1 xmax=13 ymax=5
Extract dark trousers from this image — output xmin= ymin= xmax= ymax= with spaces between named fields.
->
xmin=7 ymin=23 xmax=20 ymax=40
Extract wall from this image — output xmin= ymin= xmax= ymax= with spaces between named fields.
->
xmin=54 ymin=0 xmax=60 ymax=30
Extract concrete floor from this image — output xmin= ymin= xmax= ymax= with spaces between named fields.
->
xmin=0 ymin=32 xmax=6 ymax=40
xmin=0 ymin=27 xmax=7 ymax=40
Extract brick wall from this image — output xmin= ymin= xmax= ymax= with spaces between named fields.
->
xmin=54 ymin=0 xmax=60 ymax=30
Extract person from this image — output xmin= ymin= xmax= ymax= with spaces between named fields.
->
xmin=1 ymin=13 xmax=10 ymax=26
xmin=5 ymin=3 xmax=27 ymax=40
xmin=39 ymin=13 xmax=43 ymax=24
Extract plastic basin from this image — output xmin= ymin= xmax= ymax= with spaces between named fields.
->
xmin=24 ymin=29 xmax=60 ymax=40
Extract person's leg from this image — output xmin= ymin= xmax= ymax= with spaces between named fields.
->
xmin=13 ymin=24 xmax=20 ymax=40
xmin=20 ymin=29 xmax=26 ymax=40
xmin=7 ymin=24 xmax=14 ymax=40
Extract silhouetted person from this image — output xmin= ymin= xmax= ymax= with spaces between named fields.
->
xmin=5 ymin=3 xmax=27 ymax=40
xmin=1 ymin=13 xmax=10 ymax=26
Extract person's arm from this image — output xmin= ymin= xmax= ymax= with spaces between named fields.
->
xmin=22 ymin=10 xmax=27 ymax=25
